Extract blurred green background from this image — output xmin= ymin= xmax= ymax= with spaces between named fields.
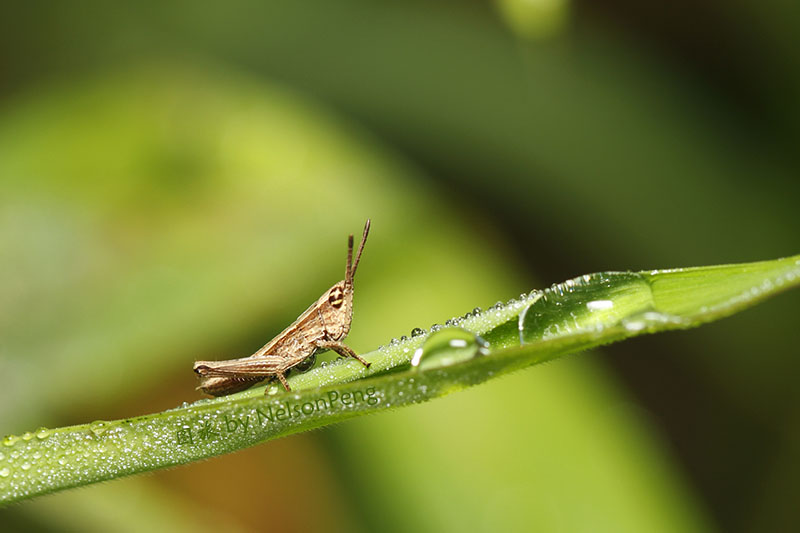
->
xmin=1 ymin=1 xmax=798 ymax=531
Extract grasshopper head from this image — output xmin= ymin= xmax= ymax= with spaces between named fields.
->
xmin=320 ymin=220 xmax=370 ymax=340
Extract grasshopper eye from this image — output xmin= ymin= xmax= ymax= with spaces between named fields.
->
xmin=328 ymin=286 xmax=344 ymax=308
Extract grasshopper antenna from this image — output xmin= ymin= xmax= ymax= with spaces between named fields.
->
xmin=346 ymin=219 xmax=371 ymax=286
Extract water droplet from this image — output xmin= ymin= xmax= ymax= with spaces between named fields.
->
xmin=2 ymin=435 xmax=20 ymax=447
xmin=90 ymin=421 xmax=109 ymax=437
xmin=293 ymin=353 xmax=316 ymax=373
xmin=390 ymin=338 xmax=399 ymax=345
xmin=0 ymin=467 xmax=9 ymax=478
xmin=35 ymin=427 xmax=50 ymax=440
xmin=445 ymin=319 xmax=455 ymax=327
xmin=519 ymin=272 xmax=654 ymax=344
xmin=21 ymin=462 xmax=31 ymax=471
xmin=21 ymin=432 xmax=34 ymax=441
xmin=410 ymin=327 xmax=489 ymax=371
xmin=430 ymin=323 xmax=442 ymax=332
xmin=490 ymin=301 xmax=503 ymax=311
xmin=400 ymin=335 xmax=408 ymax=341
xmin=410 ymin=327 xmax=425 ymax=337
xmin=472 ymin=307 xmax=482 ymax=315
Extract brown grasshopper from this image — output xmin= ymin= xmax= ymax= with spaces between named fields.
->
xmin=193 ymin=220 xmax=372 ymax=395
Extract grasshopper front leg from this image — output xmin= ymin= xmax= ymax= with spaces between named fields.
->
xmin=316 ymin=340 xmax=371 ymax=368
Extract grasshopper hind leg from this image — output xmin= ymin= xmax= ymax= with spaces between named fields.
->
xmin=275 ymin=372 xmax=290 ymax=391
xmin=198 ymin=375 xmax=265 ymax=397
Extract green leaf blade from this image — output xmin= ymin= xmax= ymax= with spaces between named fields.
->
xmin=1 ymin=255 xmax=798 ymax=504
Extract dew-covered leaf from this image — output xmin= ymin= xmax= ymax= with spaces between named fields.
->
xmin=1 ymin=254 xmax=797 ymax=504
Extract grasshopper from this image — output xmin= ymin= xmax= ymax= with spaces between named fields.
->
xmin=193 ymin=220 xmax=372 ymax=395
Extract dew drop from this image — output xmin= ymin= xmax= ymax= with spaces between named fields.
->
xmin=293 ymin=353 xmax=316 ymax=373
xmin=0 ymin=467 xmax=9 ymax=478
xmin=410 ymin=327 xmax=489 ymax=371
xmin=21 ymin=462 xmax=31 ymax=471
xmin=2 ymin=435 xmax=20 ymax=447
xmin=430 ymin=323 xmax=442 ymax=332
xmin=21 ymin=432 xmax=34 ymax=441
xmin=35 ymin=427 xmax=51 ymax=440
xmin=410 ymin=327 xmax=425 ymax=337
xmin=90 ymin=421 xmax=109 ymax=437
xmin=519 ymin=272 xmax=654 ymax=344
xmin=472 ymin=307 xmax=482 ymax=315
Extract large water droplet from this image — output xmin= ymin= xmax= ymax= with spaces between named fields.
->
xmin=2 ymin=435 xmax=20 ymax=447
xmin=519 ymin=272 xmax=655 ymax=344
xmin=410 ymin=327 xmax=425 ymax=337
xmin=90 ymin=421 xmax=109 ymax=437
xmin=0 ymin=467 xmax=9 ymax=478
xmin=35 ymin=427 xmax=51 ymax=440
xmin=410 ymin=327 xmax=489 ymax=371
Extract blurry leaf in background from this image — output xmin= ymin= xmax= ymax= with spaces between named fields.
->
xmin=495 ymin=0 xmax=570 ymax=40
xmin=334 ymin=360 xmax=711 ymax=532
xmin=0 ymin=67 xmax=713 ymax=531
